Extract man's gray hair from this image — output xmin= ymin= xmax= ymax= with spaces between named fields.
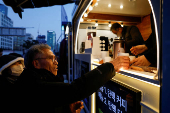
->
xmin=24 ymin=44 xmax=51 ymax=69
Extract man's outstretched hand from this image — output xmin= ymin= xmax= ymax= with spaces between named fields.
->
xmin=110 ymin=56 xmax=130 ymax=72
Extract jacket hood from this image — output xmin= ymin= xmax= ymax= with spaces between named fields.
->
xmin=0 ymin=55 xmax=24 ymax=75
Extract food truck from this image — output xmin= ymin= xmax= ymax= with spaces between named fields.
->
xmin=3 ymin=0 xmax=169 ymax=113
xmin=71 ymin=0 xmax=169 ymax=113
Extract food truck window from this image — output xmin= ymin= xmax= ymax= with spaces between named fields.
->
xmin=75 ymin=0 xmax=159 ymax=83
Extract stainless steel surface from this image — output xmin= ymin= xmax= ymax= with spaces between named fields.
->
xmin=115 ymin=36 xmax=124 ymax=40
xmin=112 ymin=39 xmax=125 ymax=59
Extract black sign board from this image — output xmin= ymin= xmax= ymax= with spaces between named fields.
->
xmin=96 ymin=80 xmax=141 ymax=113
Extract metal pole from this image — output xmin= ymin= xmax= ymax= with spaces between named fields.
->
xmin=66 ymin=26 xmax=70 ymax=84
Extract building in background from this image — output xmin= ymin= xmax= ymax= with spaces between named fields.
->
xmin=24 ymin=33 xmax=34 ymax=41
xmin=13 ymin=36 xmax=25 ymax=50
xmin=36 ymin=35 xmax=46 ymax=44
xmin=47 ymin=30 xmax=56 ymax=50
xmin=0 ymin=3 xmax=13 ymax=50
xmin=0 ymin=3 xmax=8 ymax=16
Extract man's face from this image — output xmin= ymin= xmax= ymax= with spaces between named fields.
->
xmin=34 ymin=49 xmax=58 ymax=76
xmin=111 ymin=29 xmax=122 ymax=37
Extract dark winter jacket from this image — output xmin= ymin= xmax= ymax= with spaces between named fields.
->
xmin=143 ymin=33 xmax=157 ymax=67
xmin=4 ymin=62 xmax=115 ymax=113
xmin=122 ymin=26 xmax=144 ymax=54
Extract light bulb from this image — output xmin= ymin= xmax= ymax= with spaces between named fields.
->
xmin=89 ymin=6 xmax=93 ymax=10
xmin=95 ymin=23 xmax=98 ymax=26
xmin=120 ymin=5 xmax=123 ymax=9
xmin=108 ymin=24 xmax=111 ymax=27
xmin=95 ymin=2 xmax=98 ymax=6
xmin=80 ymin=18 xmax=84 ymax=22
xmin=84 ymin=13 xmax=88 ymax=17
xmin=108 ymin=4 xmax=111 ymax=7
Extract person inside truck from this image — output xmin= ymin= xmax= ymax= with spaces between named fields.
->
xmin=130 ymin=32 xmax=157 ymax=67
xmin=110 ymin=23 xmax=145 ymax=55
xmin=130 ymin=12 xmax=157 ymax=67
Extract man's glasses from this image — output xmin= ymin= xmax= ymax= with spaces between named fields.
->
xmin=35 ymin=56 xmax=57 ymax=63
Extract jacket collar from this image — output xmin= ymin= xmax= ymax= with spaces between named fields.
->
xmin=24 ymin=68 xmax=62 ymax=82
xmin=122 ymin=26 xmax=127 ymax=37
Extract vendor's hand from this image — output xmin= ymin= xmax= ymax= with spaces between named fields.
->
xmin=130 ymin=55 xmax=151 ymax=66
xmin=130 ymin=45 xmax=148 ymax=55
xmin=69 ymin=101 xmax=84 ymax=113
xmin=110 ymin=56 xmax=130 ymax=72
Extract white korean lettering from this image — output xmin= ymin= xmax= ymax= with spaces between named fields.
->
xmin=117 ymin=109 xmax=122 ymax=113
xmin=108 ymin=100 xmax=112 ymax=111
xmin=122 ymin=98 xmax=127 ymax=112
xmin=112 ymin=103 xmax=116 ymax=113
xmin=100 ymin=86 xmax=104 ymax=92
xmin=108 ymin=89 xmax=111 ymax=98
xmin=98 ymin=92 xmax=103 ymax=102
xmin=110 ymin=90 xmax=115 ymax=102
xmin=116 ymin=95 xmax=122 ymax=107
xmin=104 ymin=97 xmax=107 ymax=105
xmin=104 ymin=87 xmax=107 ymax=94
xmin=108 ymin=100 xmax=116 ymax=113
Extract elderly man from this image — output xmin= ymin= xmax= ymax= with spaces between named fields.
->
xmin=110 ymin=23 xmax=144 ymax=54
xmin=14 ymin=44 xmax=129 ymax=113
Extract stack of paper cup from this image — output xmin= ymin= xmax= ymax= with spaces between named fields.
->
xmin=117 ymin=53 xmax=136 ymax=61
xmin=101 ymin=51 xmax=109 ymax=62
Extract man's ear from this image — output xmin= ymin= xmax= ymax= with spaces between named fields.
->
xmin=32 ymin=60 xmax=40 ymax=69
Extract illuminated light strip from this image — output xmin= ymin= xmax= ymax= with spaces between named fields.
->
xmin=140 ymin=102 xmax=159 ymax=113
xmin=148 ymin=0 xmax=160 ymax=78
xmin=112 ymin=78 xmax=143 ymax=93
xmin=120 ymin=69 xmax=155 ymax=79
xmin=116 ymin=72 xmax=160 ymax=87
xmin=91 ymin=93 xmax=95 ymax=113
xmin=93 ymin=64 xmax=159 ymax=86
xmin=75 ymin=0 xmax=93 ymax=53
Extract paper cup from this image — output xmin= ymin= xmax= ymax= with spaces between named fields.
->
xmin=118 ymin=53 xmax=129 ymax=56
xmin=105 ymin=57 xmax=111 ymax=63
xmin=101 ymin=51 xmax=109 ymax=62
xmin=129 ymin=56 xmax=136 ymax=61
xmin=119 ymin=48 xmax=125 ymax=53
